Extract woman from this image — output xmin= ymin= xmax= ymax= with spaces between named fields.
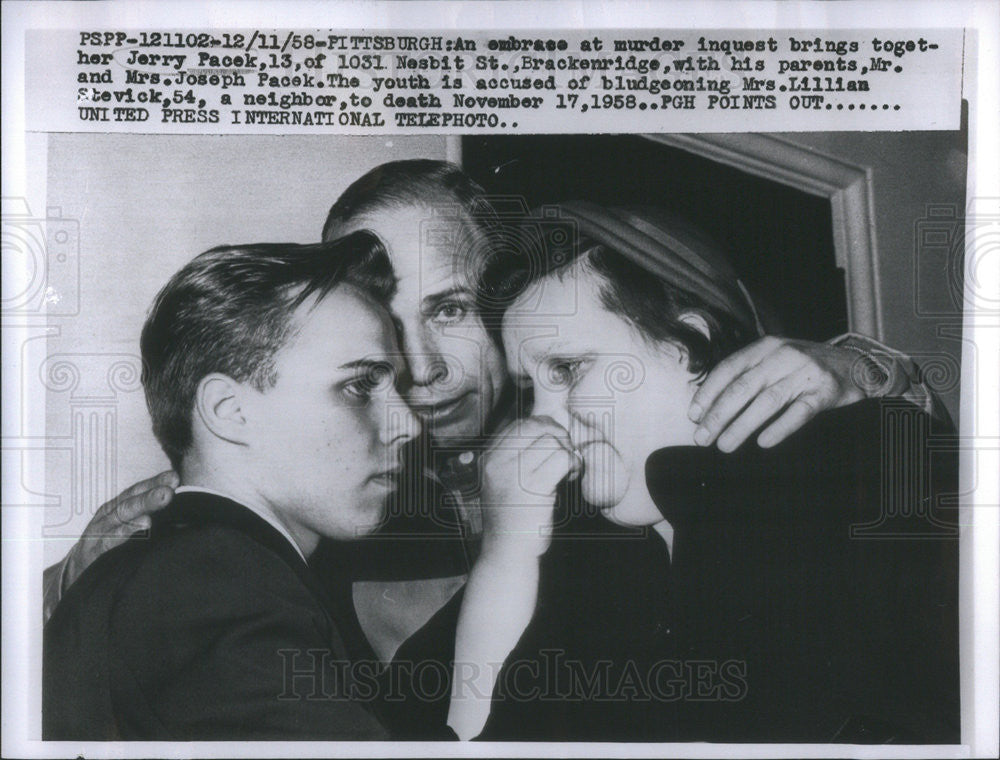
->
xmin=449 ymin=202 xmax=959 ymax=743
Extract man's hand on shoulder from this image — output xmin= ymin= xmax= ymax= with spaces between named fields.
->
xmin=45 ymin=471 xmax=178 ymax=620
xmin=688 ymin=337 xmax=873 ymax=452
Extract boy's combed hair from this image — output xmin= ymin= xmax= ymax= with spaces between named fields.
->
xmin=478 ymin=208 xmax=757 ymax=377
xmin=140 ymin=231 xmax=394 ymax=469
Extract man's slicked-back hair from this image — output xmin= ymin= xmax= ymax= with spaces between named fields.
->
xmin=140 ymin=231 xmax=394 ymax=469
xmin=321 ymin=159 xmax=500 ymax=242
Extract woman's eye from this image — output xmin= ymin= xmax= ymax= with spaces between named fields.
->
xmin=549 ymin=360 xmax=583 ymax=387
xmin=431 ymin=301 xmax=467 ymax=324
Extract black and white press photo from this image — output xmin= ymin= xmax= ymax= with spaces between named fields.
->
xmin=2 ymin=2 xmax=997 ymax=758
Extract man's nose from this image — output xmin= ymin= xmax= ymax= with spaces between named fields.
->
xmin=408 ymin=351 xmax=451 ymax=388
xmin=398 ymin=324 xmax=451 ymax=388
xmin=381 ymin=392 xmax=422 ymax=447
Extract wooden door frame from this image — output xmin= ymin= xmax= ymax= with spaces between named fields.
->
xmin=452 ymin=133 xmax=883 ymax=339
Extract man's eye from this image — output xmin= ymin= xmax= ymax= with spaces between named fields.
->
xmin=431 ymin=301 xmax=467 ymax=324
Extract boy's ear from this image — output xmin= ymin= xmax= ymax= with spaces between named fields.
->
xmin=195 ymin=373 xmax=250 ymax=446
xmin=679 ymin=311 xmax=711 ymax=340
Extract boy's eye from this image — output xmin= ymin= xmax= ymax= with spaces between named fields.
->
xmin=430 ymin=301 xmax=467 ymax=324
xmin=342 ymin=381 xmax=371 ymax=402
xmin=342 ymin=363 xmax=394 ymax=402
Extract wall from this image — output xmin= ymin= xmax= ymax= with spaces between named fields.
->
xmin=781 ymin=129 xmax=968 ymax=423
xmin=42 ymin=134 xmax=448 ymax=562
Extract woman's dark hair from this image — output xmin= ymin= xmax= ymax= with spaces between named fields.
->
xmin=140 ymin=231 xmax=394 ymax=469
xmin=478 ymin=210 xmax=758 ymax=377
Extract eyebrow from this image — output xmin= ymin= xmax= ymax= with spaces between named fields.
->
xmin=517 ymin=340 xmax=595 ymax=372
xmin=519 ymin=338 xmax=573 ymax=363
xmin=337 ymin=358 xmax=391 ymax=371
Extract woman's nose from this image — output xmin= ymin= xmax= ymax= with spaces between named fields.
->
xmin=531 ymin=389 xmax=571 ymax=429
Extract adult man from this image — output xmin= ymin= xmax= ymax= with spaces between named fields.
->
xmin=44 ymin=234 xmax=426 ymax=739
xmin=448 ymin=202 xmax=959 ymax=742
xmin=45 ymin=161 xmax=947 ymax=664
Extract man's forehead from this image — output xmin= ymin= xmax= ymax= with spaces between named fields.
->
xmin=351 ymin=207 xmax=476 ymax=264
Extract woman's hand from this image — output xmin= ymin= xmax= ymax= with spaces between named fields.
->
xmin=450 ymin=416 xmax=578 ymax=740
xmin=479 ymin=415 xmax=580 ymax=559
xmin=61 ymin=470 xmax=178 ymax=591
xmin=689 ymin=337 xmax=870 ymax=452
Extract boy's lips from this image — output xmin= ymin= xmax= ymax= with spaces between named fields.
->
xmin=368 ymin=467 xmax=403 ymax=487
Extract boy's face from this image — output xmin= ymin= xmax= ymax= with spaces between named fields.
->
xmin=339 ymin=204 xmax=507 ymax=442
xmin=243 ymin=285 xmax=420 ymax=551
xmin=502 ymin=262 xmax=701 ymax=526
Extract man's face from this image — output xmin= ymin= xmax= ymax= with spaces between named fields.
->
xmin=244 ymin=285 xmax=420 ymax=550
xmin=339 ymin=204 xmax=507 ymax=441
xmin=502 ymin=262 xmax=701 ymax=526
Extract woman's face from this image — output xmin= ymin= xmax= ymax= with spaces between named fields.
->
xmin=502 ymin=261 xmax=702 ymax=526
xmin=338 ymin=203 xmax=507 ymax=442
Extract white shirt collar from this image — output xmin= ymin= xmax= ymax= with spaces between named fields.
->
xmin=174 ymin=485 xmax=306 ymax=561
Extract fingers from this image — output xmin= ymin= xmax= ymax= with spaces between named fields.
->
xmin=155 ymin=469 xmax=180 ymax=488
xmin=526 ymin=443 xmax=577 ymax=486
xmin=482 ymin=419 xmax=577 ymax=512
xmin=83 ymin=473 xmax=177 ymax=539
xmin=692 ymin=339 xmax=850 ymax=449
xmin=488 ymin=446 xmax=571 ymax=538
xmin=715 ymin=377 xmax=797 ymax=452
xmin=110 ymin=470 xmax=179 ymax=505
xmin=514 ymin=415 xmax=573 ymax=451
xmin=694 ymin=367 xmax=769 ymax=446
xmin=493 ymin=433 xmax=574 ymax=499
xmin=488 ymin=416 xmax=573 ymax=464
xmin=60 ymin=473 xmax=177 ymax=590
xmin=112 ymin=485 xmax=173 ymax=531
xmin=689 ymin=337 xmax=779 ymax=423
xmin=756 ymin=396 xmax=822 ymax=448
xmin=532 ymin=415 xmax=575 ymax=451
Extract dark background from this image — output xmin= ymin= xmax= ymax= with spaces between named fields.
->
xmin=463 ymin=134 xmax=845 ymax=341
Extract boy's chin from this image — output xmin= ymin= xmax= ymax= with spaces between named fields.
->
xmin=337 ymin=501 xmax=387 ymax=539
